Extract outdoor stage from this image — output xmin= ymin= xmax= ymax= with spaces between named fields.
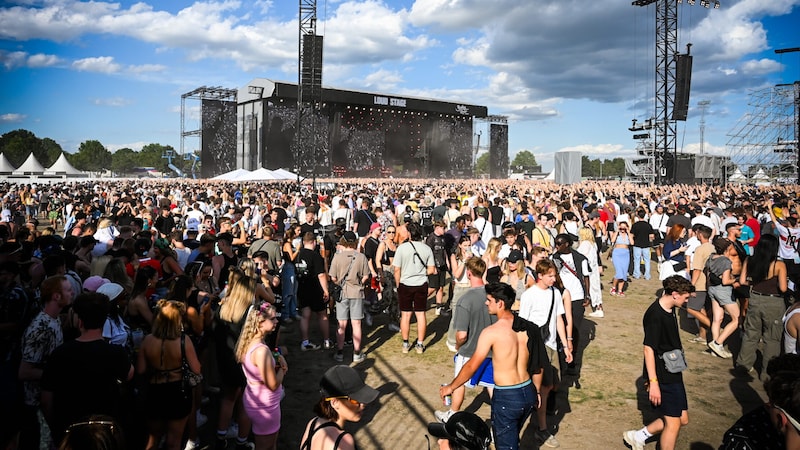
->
xmin=198 ymin=79 xmax=499 ymax=179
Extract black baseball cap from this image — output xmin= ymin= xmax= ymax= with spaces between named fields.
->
xmin=507 ymin=250 xmax=523 ymax=264
xmin=427 ymin=412 xmax=491 ymax=450
xmin=320 ymin=365 xmax=379 ymax=404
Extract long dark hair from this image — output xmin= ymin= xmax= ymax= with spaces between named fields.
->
xmin=747 ymin=234 xmax=779 ymax=283
xmin=130 ymin=266 xmax=157 ymax=300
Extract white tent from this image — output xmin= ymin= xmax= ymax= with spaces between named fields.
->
xmin=728 ymin=167 xmax=747 ymax=183
xmin=211 ymin=168 xmax=251 ymax=180
xmin=0 ymin=153 xmax=15 ymax=173
xmin=12 ymin=153 xmax=46 ymax=174
xmin=272 ymin=168 xmax=301 ymax=181
xmin=234 ymin=168 xmax=278 ymax=181
xmin=45 ymin=153 xmax=83 ymax=175
xmin=752 ymin=168 xmax=771 ymax=185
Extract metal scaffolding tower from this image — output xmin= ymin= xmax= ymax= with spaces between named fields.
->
xmin=632 ymin=0 xmax=718 ymax=184
xmin=180 ymin=85 xmax=237 ymax=160
xmin=727 ymin=83 xmax=799 ymax=184
xmin=297 ymin=0 xmax=323 ymax=185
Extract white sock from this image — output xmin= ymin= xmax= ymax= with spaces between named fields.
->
xmin=635 ymin=427 xmax=652 ymax=442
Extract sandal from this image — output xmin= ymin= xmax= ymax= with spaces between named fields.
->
xmin=609 ymin=287 xmax=617 ymax=296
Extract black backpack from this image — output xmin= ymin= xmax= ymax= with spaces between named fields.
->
xmin=420 ymin=207 xmax=433 ymax=226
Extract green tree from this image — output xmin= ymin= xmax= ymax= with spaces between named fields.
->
xmin=139 ymin=143 xmax=173 ymax=172
xmin=39 ymin=138 xmax=64 ymax=167
xmin=111 ymin=147 xmax=138 ymax=175
xmin=69 ymin=140 xmax=111 ymax=172
xmin=474 ymin=152 xmax=490 ymax=176
xmin=510 ymin=150 xmax=537 ymax=171
xmin=0 ymin=129 xmax=41 ymax=167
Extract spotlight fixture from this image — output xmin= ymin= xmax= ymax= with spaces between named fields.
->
xmin=714 ymin=1 xmax=720 ymax=8
xmin=688 ymin=0 xmax=694 ymax=4
xmin=700 ymin=0 xmax=709 ymax=7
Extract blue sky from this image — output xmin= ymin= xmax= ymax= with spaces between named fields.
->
xmin=1 ymin=0 xmax=798 ymax=172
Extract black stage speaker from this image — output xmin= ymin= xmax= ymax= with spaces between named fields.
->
xmin=673 ymin=54 xmax=692 ymax=121
xmin=489 ymin=124 xmax=509 ymax=179
xmin=663 ymin=156 xmax=695 ymax=184
xmin=301 ymin=34 xmax=323 ymax=101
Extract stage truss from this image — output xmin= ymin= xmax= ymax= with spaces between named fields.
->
xmin=727 ymin=83 xmax=799 ymax=184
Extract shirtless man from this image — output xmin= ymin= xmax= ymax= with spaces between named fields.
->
xmin=439 ymin=282 xmax=548 ymax=450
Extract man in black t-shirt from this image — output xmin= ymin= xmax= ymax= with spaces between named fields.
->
xmin=353 ymin=198 xmax=376 ymax=238
xmin=426 ymin=220 xmax=450 ymax=316
xmin=623 ymin=276 xmax=694 ymax=450
xmin=40 ymin=292 xmax=133 ymax=443
xmin=295 ymin=232 xmax=331 ymax=351
xmin=630 ymin=209 xmax=655 ymax=280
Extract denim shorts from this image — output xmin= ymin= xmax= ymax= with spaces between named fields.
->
xmin=491 ymin=379 xmax=536 ymax=450
xmin=707 ymin=285 xmax=735 ymax=307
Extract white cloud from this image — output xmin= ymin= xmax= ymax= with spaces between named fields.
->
xmin=128 ymin=64 xmax=166 ymax=74
xmin=0 ymin=113 xmax=26 ymax=123
xmin=92 ymin=97 xmax=132 ymax=107
xmin=0 ymin=50 xmax=61 ymax=69
xmin=362 ymin=69 xmax=404 ymax=92
xmin=323 ymin=0 xmax=434 ymax=65
xmin=72 ymin=56 xmax=121 ymax=73
xmin=740 ymin=58 xmax=783 ymax=76
xmin=0 ymin=50 xmax=27 ymax=69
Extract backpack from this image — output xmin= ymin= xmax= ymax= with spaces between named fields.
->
xmin=704 ymin=258 xmax=723 ymax=287
xmin=420 ymin=207 xmax=433 ymax=227
xmin=295 ymin=257 xmax=310 ymax=279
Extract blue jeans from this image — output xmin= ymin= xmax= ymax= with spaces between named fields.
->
xmin=491 ymin=380 xmax=536 ymax=450
xmin=281 ymin=262 xmax=298 ymax=319
xmin=632 ymin=246 xmax=651 ymax=279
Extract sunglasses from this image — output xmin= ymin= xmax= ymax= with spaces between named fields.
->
xmin=386 ymin=230 xmax=396 ymax=234
xmin=325 ymin=396 xmax=361 ymax=406
xmin=66 ymin=419 xmax=115 ymax=435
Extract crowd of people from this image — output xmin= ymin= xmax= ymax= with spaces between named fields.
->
xmin=0 ymin=178 xmax=799 ymax=450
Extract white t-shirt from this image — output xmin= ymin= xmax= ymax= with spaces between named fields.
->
xmin=556 ymin=253 xmax=588 ymax=299
xmin=519 ymin=285 xmax=565 ymax=350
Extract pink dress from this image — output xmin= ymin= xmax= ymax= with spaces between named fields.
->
xmin=243 ymin=342 xmax=283 ymax=435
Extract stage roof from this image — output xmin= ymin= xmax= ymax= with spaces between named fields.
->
xmin=239 ymin=78 xmax=488 ymax=118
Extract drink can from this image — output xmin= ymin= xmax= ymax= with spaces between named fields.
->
xmin=442 ymin=384 xmax=452 ymax=406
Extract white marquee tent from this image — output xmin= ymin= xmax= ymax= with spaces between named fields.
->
xmin=12 ymin=153 xmax=46 ymax=175
xmin=46 ymin=153 xmax=83 ymax=175
xmin=0 ymin=153 xmax=15 ymax=174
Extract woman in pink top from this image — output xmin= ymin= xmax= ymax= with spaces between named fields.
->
xmin=235 ymin=302 xmax=287 ymax=450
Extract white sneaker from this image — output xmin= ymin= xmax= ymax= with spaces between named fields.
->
xmin=708 ymin=341 xmax=731 ymax=359
xmin=588 ymin=309 xmax=604 ymax=318
xmin=184 ymin=439 xmax=200 ymax=450
xmin=353 ymin=352 xmax=365 ymax=363
xmin=446 ymin=342 xmax=457 ymax=352
xmin=623 ymin=430 xmax=644 ymax=450
xmin=435 ymin=306 xmax=442 ymax=316
xmin=435 ymin=409 xmax=455 ymax=423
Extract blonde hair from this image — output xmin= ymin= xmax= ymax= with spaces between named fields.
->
xmin=152 ymin=300 xmax=186 ymax=340
xmin=219 ymin=275 xmax=257 ymax=323
xmin=238 ymin=258 xmax=257 ymax=279
xmin=485 ymin=237 xmax=502 ymax=261
xmin=578 ymin=226 xmax=594 ymax=243
xmin=234 ymin=303 xmax=276 ymax=363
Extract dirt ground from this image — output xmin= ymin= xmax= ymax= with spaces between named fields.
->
xmin=218 ymin=254 xmax=768 ymax=450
